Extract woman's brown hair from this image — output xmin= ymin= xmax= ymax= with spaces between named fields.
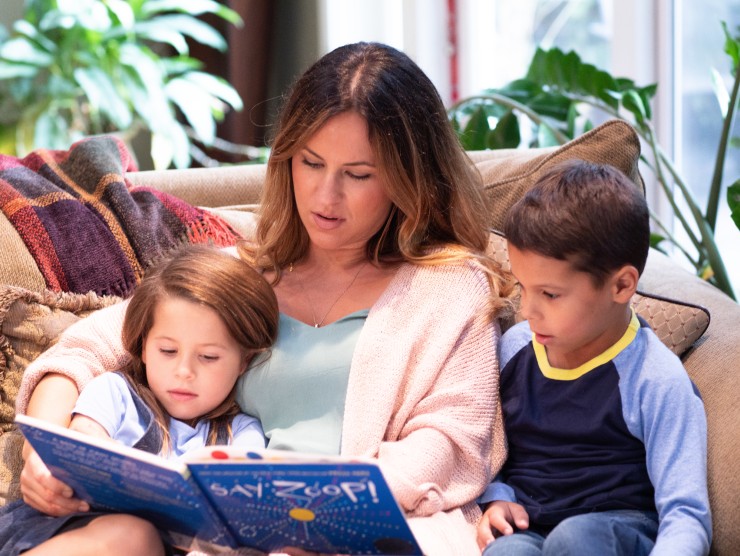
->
xmin=120 ymin=244 xmax=278 ymax=455
xmin=240 ymin=42 xmax=514 ymax=317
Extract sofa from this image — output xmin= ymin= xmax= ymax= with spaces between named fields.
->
xmin=0 ymin=120 xmax=738 ymax=554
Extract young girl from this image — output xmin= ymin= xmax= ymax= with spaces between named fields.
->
xmin=1 ymin=244 xmax=279 ymax=556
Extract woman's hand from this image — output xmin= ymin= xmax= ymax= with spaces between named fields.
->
xmin=476 ymin=500 xmax=529 ymax=550
xmin=20 ymin=445 xmax=89 ymax=516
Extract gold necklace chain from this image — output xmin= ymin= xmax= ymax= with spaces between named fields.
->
xmin=289 ymin=261 xmax=367 ymax=328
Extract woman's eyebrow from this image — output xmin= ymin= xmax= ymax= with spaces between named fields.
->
xmin=302 ymin=146 xmax=376 ymax=167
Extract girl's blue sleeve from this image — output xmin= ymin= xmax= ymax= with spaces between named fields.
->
xmin=231 ymin=414 xmax=267 ymax=449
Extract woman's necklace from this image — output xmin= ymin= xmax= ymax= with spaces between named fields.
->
xmin=289 ymin=261 xmax=367 ymax=328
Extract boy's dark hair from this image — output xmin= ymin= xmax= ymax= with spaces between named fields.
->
xmin=504 ymin=159 xmax=650 ymax=286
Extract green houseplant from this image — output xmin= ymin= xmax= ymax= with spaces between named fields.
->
xmin=0 ymin=0 xmax=244 ymax=169
xmin=449 ymin=22 xmax=740 ymax=301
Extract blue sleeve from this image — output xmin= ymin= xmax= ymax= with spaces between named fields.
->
xmin=478 ymin=475 xmax=517 ymax=505
xmin=617 ymin=329 xmax=711 ymax=556
xmin=477 ymin=322 xmax=533 ymax=506
xmin=498 ymin=321 xmax=532 ymax=370
xmin=230 ymin=413 xmax=267 ymax=450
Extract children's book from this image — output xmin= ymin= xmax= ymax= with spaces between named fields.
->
xmin=15 ymin=414 xmax=423 ymax=555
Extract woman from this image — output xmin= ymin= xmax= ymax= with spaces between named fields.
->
xmin=16 ymin=42 xmax=514 ymax=555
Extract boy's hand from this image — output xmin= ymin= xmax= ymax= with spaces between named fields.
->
xmin=20 ymin=446 xmax=89 ymax=516
xmin=476 ymin=500 xmax=529 ymax=550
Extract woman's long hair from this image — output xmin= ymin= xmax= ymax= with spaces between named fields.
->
xmin=240 ymin=42 xmax=514 ymax=318
xmin=120 ymin=244 xmax=279 ymax=455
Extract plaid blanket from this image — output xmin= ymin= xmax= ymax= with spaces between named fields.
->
xmin=0 ymin=136 xmax=240 ymax=297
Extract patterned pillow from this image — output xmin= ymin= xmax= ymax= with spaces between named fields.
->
xmin=487 ymin=232 xmax=710 ymax=357
xmin=0 ymin=285 xmax=123 ymax=505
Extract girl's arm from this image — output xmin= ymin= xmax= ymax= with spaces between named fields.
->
xmin=20 ymin=373 xmax=88 ymax=516
xmin=18 ymin=301 xmax=130 ymax=515
xmin=69 ymin=414 xmax=114 ymax=441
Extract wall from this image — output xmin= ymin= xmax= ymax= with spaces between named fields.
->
xmin=0 ymin=1 xmax=24 ymax=30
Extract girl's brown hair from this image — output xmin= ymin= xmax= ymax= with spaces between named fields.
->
xmin=120 ymin=244 xmax=278 ymax=454
xmin=240 ymin=42 xmax=514 ymax=317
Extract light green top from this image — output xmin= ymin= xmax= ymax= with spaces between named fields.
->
xmin=237 ymin=310 xmax=369 ymax=455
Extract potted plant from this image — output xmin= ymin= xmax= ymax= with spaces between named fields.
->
xmin=0 ymin=0 xmax=244 ymax=169
xmin=449 ymin=21 xmax=740 ymax=301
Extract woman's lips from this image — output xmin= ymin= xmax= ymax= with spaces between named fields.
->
xmin=312 ymin=212 xmax=343 ymax=230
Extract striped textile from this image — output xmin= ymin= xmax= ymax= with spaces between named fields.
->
xmin=0 ymin=136 xmax=240 ymax=297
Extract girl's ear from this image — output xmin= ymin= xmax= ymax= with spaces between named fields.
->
xmin=240 ymin=354 xmax=253 ymax=376
xmin=612 ymin=265 xmax=639 ymax=303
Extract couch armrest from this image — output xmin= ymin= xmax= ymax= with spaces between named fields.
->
xmin=641 ymin=249 xmax=740 ymax=555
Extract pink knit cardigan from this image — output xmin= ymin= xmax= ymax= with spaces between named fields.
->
xmin=18 ymin=261 xmax=506 ymax=556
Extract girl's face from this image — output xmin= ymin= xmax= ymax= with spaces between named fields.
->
xmin=142 ymin=296 xmax=246 ymax=422
xmin=291 ymin=111 xmax=393 ymax=255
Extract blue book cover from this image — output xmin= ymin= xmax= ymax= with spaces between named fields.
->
xmin=16 ymin=415 xmax=423 ymax=555
xmin=15 ymin=414 xmax=235 ymax=551
xmin=184 ymin=446 xmax=423 ymax=555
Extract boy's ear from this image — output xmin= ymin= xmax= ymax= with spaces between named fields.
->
xmin=612 ymin=265 xmax=639 ymax=303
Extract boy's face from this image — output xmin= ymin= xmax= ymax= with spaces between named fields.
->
xmin=508 ymin=245 xmax=635 ymax=370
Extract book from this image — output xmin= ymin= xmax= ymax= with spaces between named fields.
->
xmin=15 ymin=414 xmax=423 ymax=555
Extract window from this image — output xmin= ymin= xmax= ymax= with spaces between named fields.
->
xmin=318 ymin=0 xmax=740 ymax=293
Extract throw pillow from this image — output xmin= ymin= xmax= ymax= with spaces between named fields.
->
xmin=472 ymin=119 xmax=643 ymax=231
xmin=486 ymin=232 xmax=710 ymax=357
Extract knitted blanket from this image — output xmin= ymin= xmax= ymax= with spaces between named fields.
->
xmin=0 ymin=136 xmax=240 ymax=297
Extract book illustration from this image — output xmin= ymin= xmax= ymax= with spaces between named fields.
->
xmin=185 ymin=446 xmax=422 ymax=555
xmin=15 ymin=414 xmax=422 ymax=555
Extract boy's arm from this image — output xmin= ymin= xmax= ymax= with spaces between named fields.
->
xmin=628 ymin=337 xmax=712 ymax=555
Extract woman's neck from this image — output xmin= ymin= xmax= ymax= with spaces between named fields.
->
xmin=301 ymin=247 xmax=369 ymax=273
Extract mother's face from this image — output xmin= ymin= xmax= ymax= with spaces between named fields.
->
xmin=291 ymin=112 xmax=393 ymax=254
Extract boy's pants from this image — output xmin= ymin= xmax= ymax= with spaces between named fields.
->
xmin=481 ymin=509 xmax=658 ymax=556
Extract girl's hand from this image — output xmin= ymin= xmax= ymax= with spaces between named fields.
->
xmin=19 ymin=446 xmax=89 ymax=516
xmin=476 ymin=500 xmax=529 ymax=550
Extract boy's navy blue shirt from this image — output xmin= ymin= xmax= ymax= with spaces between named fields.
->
xmin=481 ymin=312 xmax=711 ymax=555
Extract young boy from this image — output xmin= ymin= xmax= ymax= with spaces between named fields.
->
xmin=478 ymin=160 xmax=711 ymax=555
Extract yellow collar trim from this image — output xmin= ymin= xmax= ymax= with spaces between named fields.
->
xmin=533 ymin=310 xmax=639 ymax=380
